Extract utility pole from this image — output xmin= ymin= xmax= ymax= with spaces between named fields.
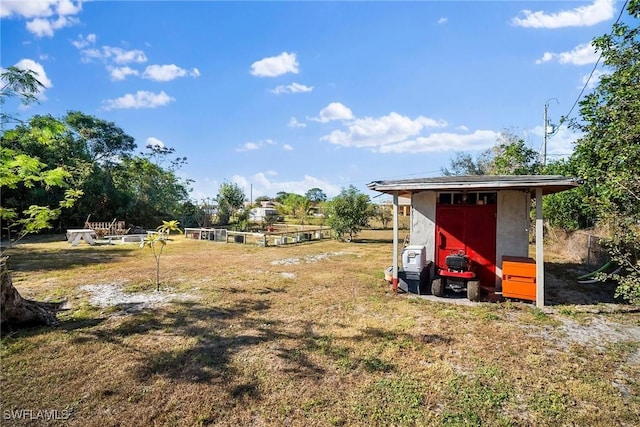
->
xmin=543 ymin=102 xmax=548 ymax=167
xmin=542 ymin=98 xmax=558 ymax=167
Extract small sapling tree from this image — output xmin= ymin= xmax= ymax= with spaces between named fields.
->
xmin=141 ymin=220 xmax=181 ymax=291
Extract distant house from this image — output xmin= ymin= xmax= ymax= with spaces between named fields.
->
xmin=260 ymin=200 xmax=277 ymax=209
xmin=249 ymin=207 xmax=279 ymax=223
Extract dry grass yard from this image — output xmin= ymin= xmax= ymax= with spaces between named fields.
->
xmin=1 ymin=230 xmax=639 ymax=426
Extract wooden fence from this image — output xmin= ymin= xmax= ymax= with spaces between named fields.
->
xmin=85 ymin=219 xmax=130 ymax=237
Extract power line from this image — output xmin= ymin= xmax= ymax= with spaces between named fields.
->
xmin=561 ymin=0 xmax=629 ymax=124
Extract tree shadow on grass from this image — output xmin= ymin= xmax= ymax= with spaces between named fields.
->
xmin=0 ymin=317 xmax=106 ymax=340
xmin=351 ymin=238 xmax=395 ymax=244
xmin=4 ymin=245 xmax=138 ymax=273
xmin=67 ymin=298 xmax=312 ymax=388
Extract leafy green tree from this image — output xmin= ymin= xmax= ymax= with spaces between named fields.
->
xmin=442 ymin=130 xmax=539 ymax=176
xmin=1 ymin=67 xmax=82 ymax=330
xmin=542 ymin=158 xmax=596 ymax=231
xmin=1 ymin=111 xmax=152 ymax=229
xmin=327 ymin=185 xmax=372 ymax=241
xmin=112 ymin=156 xmax=190 ymax=227
xmin=487 ymin=132 xmax=541 ymax=175
xmin=177 ymin=200 xmax=203 ymax=228
xmin=568 ymin=0 xmax=640 ymax=303
xmin=375 ymin=203 xmax=393 ymax=229
xmin=274 ymin=191 xmax=290 ymax=204
xmin=1 ymin=115 xmax=85 ymax=229
xmin=64 ymin=111 xmax=136 ymax=164
xmin=305 ymin=187 xmax=327 ymax=203
xmin=216 ymin=181 xmax=245 ymax=226
xmin=441 ymin=152 xmax=490 ymax=176
xmin=283 ymin=193 xmax=310 ymax=224
xmin=0 ymin=66 xmax=45 ymax=126
xmin=62 ymin=112 xmax=139 ymax=225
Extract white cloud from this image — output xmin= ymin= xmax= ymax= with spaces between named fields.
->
xmin=14 ymin=59 xmax=53 ymax=88
xmin=26 ymin=15 xmax=79 ymax=38
xmin=512 ymin=0 xmax=614 ymax=29
xmin=109 ymin=66 xmax=139 ymax=81
xmin=73 ymin=39 xmax=199 ymax=83
xmin=71 ymin=33 xmax=96 ymax=49
xmin=270 ymin=82 xmax=313 ymax=94
xmin=230 ymin=175 xmax=249 ymax=191
xmin=1 ymin=0 xmax=83 ymax=37
xmin=79 ymin=45 xmax=147 ymax=64
xmin=250 ymin=52 xmax=299 ymax=77
xmin=535 ymin=52 xmax=554 ymax=64
xmin=313 ymin=108 xmax=504 ymax=155
xmin=236 ymin=139 xmax=277 ymax=152
xmin=102 ymin=90 xmax=175 ymax=110
xmin=377 ymin=130 xmax=500 ymax=154
xmin=282 ymin=144 xmax=294 ymax=151
xmin=7 ymin=59 xmax=53 ymax=101
xmin=288 ymin=117 xmax=306 ymax=128
xmin=437 ymin=17 xmax=448 ymax=24
xmin=1 ymin=1 xmax=57 ymax=18
xmin=233 ymin=172 xmax=341 ymax=198
xmin=190 ymin=177 xmax=220 ymax=201
xmin=321 ymin=112 xmax=447 ymax=149
xmin=142 ymin=64 xmax=200 ymax=81
xmin=236 ymin=142 xmax=260 ymax=152
xmin=311 ymin=102 xmax=354 ymax=123
xmin=581 ymin=68 xmax=608 ymax=89
xmin=56 ymin=0 xmax=81 ymax=16
xmin=536 ymin=42 xmax=599 ymax=65
xmin=532 ymin=125 xmax=581 ymax=160
xmin=145 ymin=137 xmax=165 ymax=149
xmin=103 ymin=46 xmax=147 ymax=64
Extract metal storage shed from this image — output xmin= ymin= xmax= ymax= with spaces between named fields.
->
xmin=367 ymin=175 xmax=580 ymax=307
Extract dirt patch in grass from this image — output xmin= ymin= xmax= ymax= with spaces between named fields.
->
xmin=79 ymin=283 xmax=194 ymax=314
xmin=1 ymin=231 xmax=639 ymax=426
xmin=270 ymin=251 xmax=354 ymax=266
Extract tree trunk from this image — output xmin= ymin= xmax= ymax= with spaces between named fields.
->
xmin=1 ymin=257 xmax=66 ymax=332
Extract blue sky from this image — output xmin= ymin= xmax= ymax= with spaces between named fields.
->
xmin=1 ymin=0 xmax=625 ymax=202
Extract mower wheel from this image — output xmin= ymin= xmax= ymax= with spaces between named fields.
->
xmin=432 ymin=277 xmax=445 ymax=297
xmin=467 ymin=280 xmax=480 ymax=302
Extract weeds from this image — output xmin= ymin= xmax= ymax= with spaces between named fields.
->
xmin=354 ymin=375 xmax=429 ymax=425
xmin=529 ymin=390 xmax=567 ymax=422
xmin=441 ymin=365 xmax=512 ymax=425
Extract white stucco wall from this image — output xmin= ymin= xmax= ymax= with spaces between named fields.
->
xmin=410 ymin=191 xmax=436 ymax=262
xmin=495 ymin=190 xmax=531 ymax=289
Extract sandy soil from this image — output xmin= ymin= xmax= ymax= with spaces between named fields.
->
xmin=79 ymin=283 xmax=193 ymax=314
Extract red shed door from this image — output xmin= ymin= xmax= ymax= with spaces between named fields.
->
xmin=435 ymin=204 xmax=497 ymax=288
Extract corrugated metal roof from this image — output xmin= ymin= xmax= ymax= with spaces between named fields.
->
xmin=367 ymin=175 xmax=580 ymax=196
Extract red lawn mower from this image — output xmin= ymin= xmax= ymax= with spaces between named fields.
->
xmin=431 ymin=250 xmax=481 ymax=302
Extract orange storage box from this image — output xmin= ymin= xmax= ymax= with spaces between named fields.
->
xmin=502 ymin=256 xmax=536 ymax=301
